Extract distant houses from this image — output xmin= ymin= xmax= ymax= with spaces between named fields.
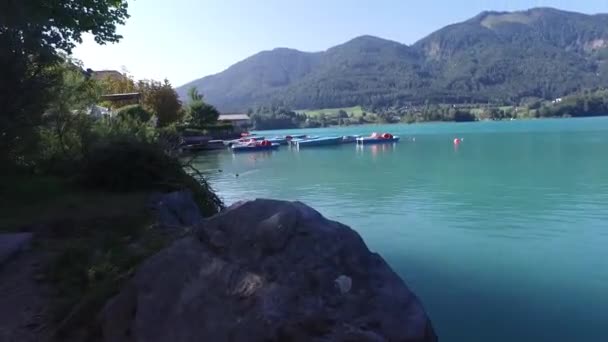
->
xmin=218 ymin=113 xmax=251 ymax=128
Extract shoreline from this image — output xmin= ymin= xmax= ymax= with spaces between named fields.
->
xmin=250 ymin=115 xmax=608 ymax=134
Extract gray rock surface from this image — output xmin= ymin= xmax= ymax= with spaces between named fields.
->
xmin=0 ymin=233 xmax=33 ymax=266
xmin=100 ymin=199 xmax=437 ymax=342
xmin=150 ymin=190 xmax=203 ymax=227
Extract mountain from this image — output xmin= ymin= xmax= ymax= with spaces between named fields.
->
xmin=177 ymin=8 xmax=608 ymax=112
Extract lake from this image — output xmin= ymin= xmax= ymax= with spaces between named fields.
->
xmin=192 ymin=117 xmax=608 ymax=342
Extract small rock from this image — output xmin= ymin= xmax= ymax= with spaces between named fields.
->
xmin=335 ymin=275 xmax=352 ymax=294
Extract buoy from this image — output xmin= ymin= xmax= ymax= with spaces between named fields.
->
xmin=453 ymin=138 xmax=461 ymax=145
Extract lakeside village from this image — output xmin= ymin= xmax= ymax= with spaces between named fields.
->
xmin=97 ymin=91 xmax=401 ymax=153
xmin=94 ymin=69 xmax=607 ymax=155
xmin=91 ymin=70 xmax=404 ymax=154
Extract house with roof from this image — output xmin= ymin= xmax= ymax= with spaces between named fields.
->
xmin=218 ymin=113 xmax=251 ymax=128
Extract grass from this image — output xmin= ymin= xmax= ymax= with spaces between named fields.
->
xmin=0 ymin=174 xmax=150 ymax=230
xmin=46 ymin=212 xmax=170 ymax=338
xmin=296 ymin=105 xmax=367 ymax=118
xmin=0 ymin=173 xmax=180 ymax=338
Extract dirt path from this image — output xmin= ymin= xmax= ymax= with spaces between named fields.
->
xmin=0 ymin=249 xmax=52 ymax=342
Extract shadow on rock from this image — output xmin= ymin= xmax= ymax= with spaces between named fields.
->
xmin=100 ymin=199 xmax=437 ymax=342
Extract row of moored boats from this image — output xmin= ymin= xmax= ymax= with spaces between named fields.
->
xmin=228 ymin=132 xmax=400 ymax=153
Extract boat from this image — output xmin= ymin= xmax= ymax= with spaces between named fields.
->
xmin=356 ymin=133 xmax=400 ymax=144
xmin=285 ymin=134 xmax=306 ymax=140
xmin=181 ymin=139 xmax=226 ymax=152
xmin=204 ymin=140 xmax=227 ymax=150
xmin=295 ymin=136 xmax=342 ymax=148
xmin=288 ymin=136 xmax=319 ymax=146
xmin=341 ymin=135 xmax=359 ymax=144
xmin=225 ymin=136 xmax=265 ymax=147
xmin=231 ymin=140 xmax=279 ymax=153
xmin=266 ymin=137 xmax=288 ymax=145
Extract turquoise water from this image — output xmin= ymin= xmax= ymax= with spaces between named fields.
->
xmin=192 ymin=117 xmax=608 ymax=342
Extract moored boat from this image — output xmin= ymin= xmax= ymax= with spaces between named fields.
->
xmin=288 ymin=136 xmax=319 ymax=146
xmin=182 ymin=139 xmax=226 ymax=152
xmin=231 ymin=140 xmax=279 ymax=153
xmin=225 ymin=136 xmax=266 ymax=147
xmin=341 ymin=135 xmax=359 ymax=144
xmin=266 ymin=137 xmax=288 ymax=145
xmin=356 ymin=133 xmax=400 ymax=144
xmin=295 ymin=136 xmax=342 ymax=148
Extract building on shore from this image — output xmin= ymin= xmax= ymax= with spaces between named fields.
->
xmin=218 ymin=113 xmax=251 ymax=129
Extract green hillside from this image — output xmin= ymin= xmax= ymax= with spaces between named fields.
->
xmin=177 ymin=8 xmax=608 ymax=112
xmin=297 ymin=106 xmax=366 ymax=118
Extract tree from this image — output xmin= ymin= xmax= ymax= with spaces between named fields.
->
xmin=337 ymin=109 xmax=349 ymax=118
xmin=40 ymin=60 xmax=100 ymax=161
xmin=138 ymin=79 xmax=182 ymax=127
xmin=186 ymin=87 xmax=219 ymax=127
xmin=97 ymin=72 xmax=137 ymax=109
xmin=1 ymin=0 xmax=130 ymax=163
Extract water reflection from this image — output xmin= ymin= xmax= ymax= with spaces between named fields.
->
xmin=356 ymin=143 xmax=397 ymax=158
xmin=231 ymin=150 xmax=275 ymax=163
xmin=184 ymin=150 xmax=222 ymax=174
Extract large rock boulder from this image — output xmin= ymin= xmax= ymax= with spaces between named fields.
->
xmin=100 ymin=199 xmax=437 ymax=342
xmin=149 ymin=190 xmax=203 ymax=227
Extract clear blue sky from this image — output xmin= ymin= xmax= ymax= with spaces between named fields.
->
xmin=73 ymin=0 xmax=608 ymax=86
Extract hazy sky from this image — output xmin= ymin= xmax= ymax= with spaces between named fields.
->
xmin=73 ymin=0 xmax=608 ymax=86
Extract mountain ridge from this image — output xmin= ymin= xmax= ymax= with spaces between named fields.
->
xmin=177 ymin=7 xmax=608 ymax=112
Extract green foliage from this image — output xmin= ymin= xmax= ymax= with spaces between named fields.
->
xmin=44 ymin=205 xmax=163 ymax=337
xmin=97 ymin=72 xmax=138 ymax=109
xmin=80 ymin=139 xmax=182 ymax=191
xmin=533 ymin=89 xmax=608 ymax=118
xmin=97 ymin=73 xmax=183 ymax=127
xmin=92 ymin=116 xmax=158 ymax=143
xmin=186 ymin=87 xmax=220 ymax=127
xmin=138 ymin=79 xmax=182 ymax=127
xmin=1 ymin=0 xmax=129 ymax=165
xmin=116 ymin=104 xmax=153 ymax=123
xmin=2 ymin=0 xmax=129 ymax=55
xmin=250 ymin=106 xmax=306 ymax=130
xmin=37 ymin=64 xmax=159 ymax=172
xmin=79 ymin=138 xmax=224 ymax=213
xmin=0 ymin=52 xmax=59 ymax=163
xmin=178 ymin=8 xmax=608 ymax=112
xmin=37 ymin=61 xmax=100 ymax=169
xmin=299 ymin=106 xmax=365 ymax=118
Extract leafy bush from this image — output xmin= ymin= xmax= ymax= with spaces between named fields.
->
xmin=80 ymin=138 xmax=223 ymax=215
xmin=90 ymin=115 xmax=158 ymax=144
xmin=81 ymin=139 xmax=181 ymax=191
xmin=115 ymin=104 xmax=153 ymax=123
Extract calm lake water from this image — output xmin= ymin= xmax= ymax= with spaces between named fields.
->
xmin=192 ymin=117 xmax=608 ymax=342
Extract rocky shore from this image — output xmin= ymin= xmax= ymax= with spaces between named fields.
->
xmin=101 ymin=198 xmax=437 ymax=342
